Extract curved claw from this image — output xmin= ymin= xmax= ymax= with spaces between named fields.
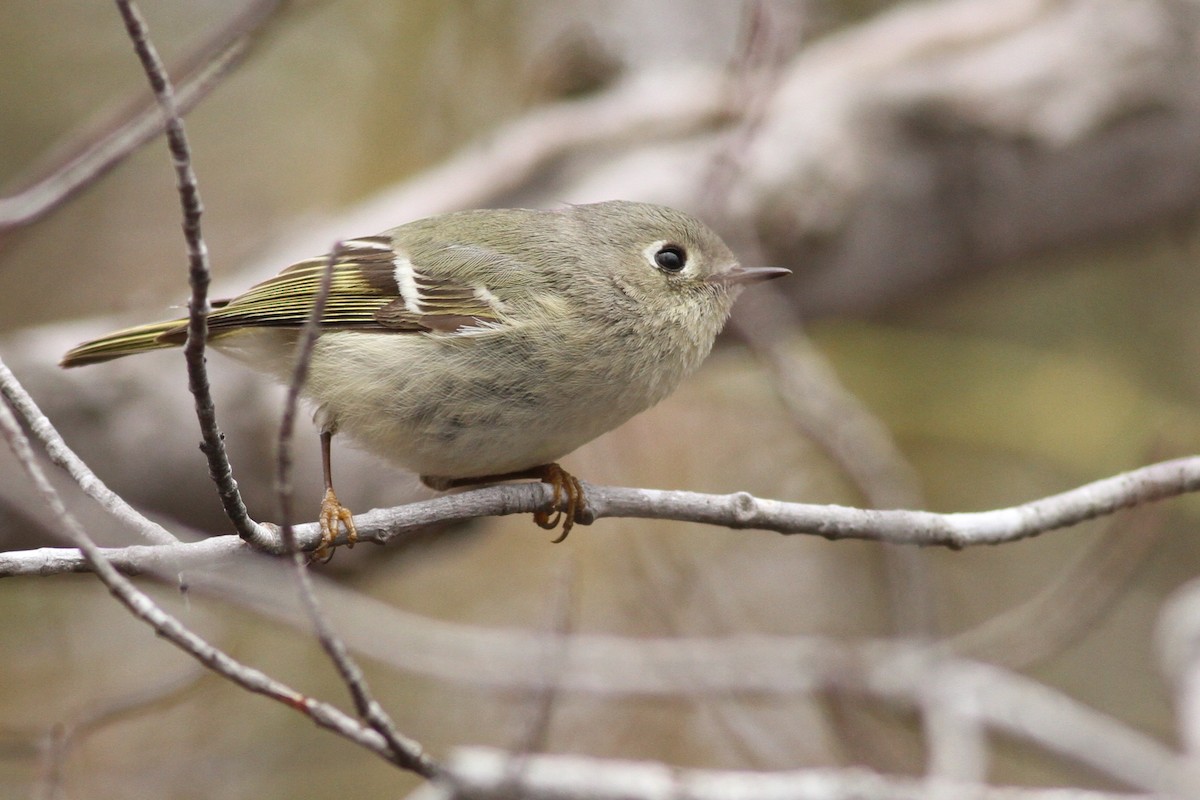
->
xmin=314 ymin=487 xmax=357 ymax=562
xmin=533 ymin=464 xmax=585 ymax=543
xmin=428 ymin=462 xmax=589 ymax=542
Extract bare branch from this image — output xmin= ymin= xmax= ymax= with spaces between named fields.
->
xmin=114 ymin=0 xmax=263 ymax=547
xmin=6 ymin=453 xmax=1200 ymax=579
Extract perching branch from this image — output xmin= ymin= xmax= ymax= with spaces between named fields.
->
xmin=5 ymin=453 xmax=1199 ymax=579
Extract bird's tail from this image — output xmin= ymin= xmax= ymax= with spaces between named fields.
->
xmin=59 ymin=318 xmax=189 ymax=367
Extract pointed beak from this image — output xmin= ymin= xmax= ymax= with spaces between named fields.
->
xmin=710 ymin=265 xmax=792 ymax=286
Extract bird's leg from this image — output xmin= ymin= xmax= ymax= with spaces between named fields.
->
xmin=425 ymin=463 xmax=587 ymax=542
xmin=315 ymin=429 xmax=357 ymax=561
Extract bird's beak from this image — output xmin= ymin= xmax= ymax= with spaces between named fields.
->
xmin=710 ymin=265 xmax=791 ymax=286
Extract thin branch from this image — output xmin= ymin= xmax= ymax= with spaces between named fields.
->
xmin=274 ymin=244 xmax=433 ymax=773
xmin=114 ymin=0 xmax=264 ymax=547
xmin=0 ymin=537 xmax=251 ymax=577
xmin=6 ymin=454 xmax=1200 ymax=579
xmin=0 ymin=380 xmax=434 ymax=774
xmin=0 ymin=0 xmax=286 ymax=231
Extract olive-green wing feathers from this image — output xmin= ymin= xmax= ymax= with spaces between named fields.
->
xmin=60 ymin=235 xmax=511 ymax=367
xmin=203 ymin=235 xmax=507 ymax=334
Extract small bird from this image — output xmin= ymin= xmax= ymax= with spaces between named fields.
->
xmin=61 ymin=201 xmax=789 ymax=553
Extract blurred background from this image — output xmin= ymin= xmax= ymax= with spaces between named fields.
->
xmin=4 ymin=0 xmax=1200 ymax=797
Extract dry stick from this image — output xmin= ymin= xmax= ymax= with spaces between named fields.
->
xmin=114 ymin=0 xmax=266 ymax=548
xmin=0 ymin=0 xmax=285 ymax=231
xmin=0 ymin=395 xmax=412 ymax=768
xmin=274 ymin=245 xmax=436 ymax=776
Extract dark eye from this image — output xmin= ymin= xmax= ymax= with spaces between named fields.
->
xmin=654 ymin=244 xmax=687 ymax=272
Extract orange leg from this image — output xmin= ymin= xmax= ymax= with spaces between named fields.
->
xmin=314 ymin=429 xmax=357 ymax=561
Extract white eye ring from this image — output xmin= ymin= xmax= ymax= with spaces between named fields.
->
xmin=643 ymin=240 xmax=688 ymax=273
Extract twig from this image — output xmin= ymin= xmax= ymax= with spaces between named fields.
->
xmin=114 ymin=0 xmax=264 ymax=547
xmin=0 ymin=381 xmax=434 ymax=773
xmin=0 ymin=0 xmax=286 ymax=231
xmin=274 ymin=244 xmax=433 ymax=773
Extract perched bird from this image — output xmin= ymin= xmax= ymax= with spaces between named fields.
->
xmin=61 ymin=201 xmax=789 ymax=552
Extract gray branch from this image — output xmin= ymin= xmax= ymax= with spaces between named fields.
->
xmin=3 ymin=454 xmax=1197 ymax=578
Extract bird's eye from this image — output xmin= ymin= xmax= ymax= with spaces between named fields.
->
xmin=654 ymin=244 xmax=687 ymax=272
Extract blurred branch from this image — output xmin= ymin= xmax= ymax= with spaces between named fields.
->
xmin=34 ymin=665 xmax=206 ymax=800
xmin=439 ymin=746 xmax=1177 ymax=800
xmin=952 ymin=503 xmax=1167 ymax=667
xmin=0 ymin=0 xmax=287 ymax=232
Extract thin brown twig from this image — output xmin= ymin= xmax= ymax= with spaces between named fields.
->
xmin=275 ymin=244 xmax=342 ymax=550
xmin=274 ymin=243 xmax=436 ymax=775
xmin=114 ymin=0 xmax=264 ymax=547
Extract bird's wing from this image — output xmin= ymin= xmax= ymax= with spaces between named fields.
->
xmin=200 ymin=235 xmax=510 ymax=336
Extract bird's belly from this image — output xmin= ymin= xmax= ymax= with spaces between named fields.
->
xmin=300 ymin=331 xmax=669 ymax=480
